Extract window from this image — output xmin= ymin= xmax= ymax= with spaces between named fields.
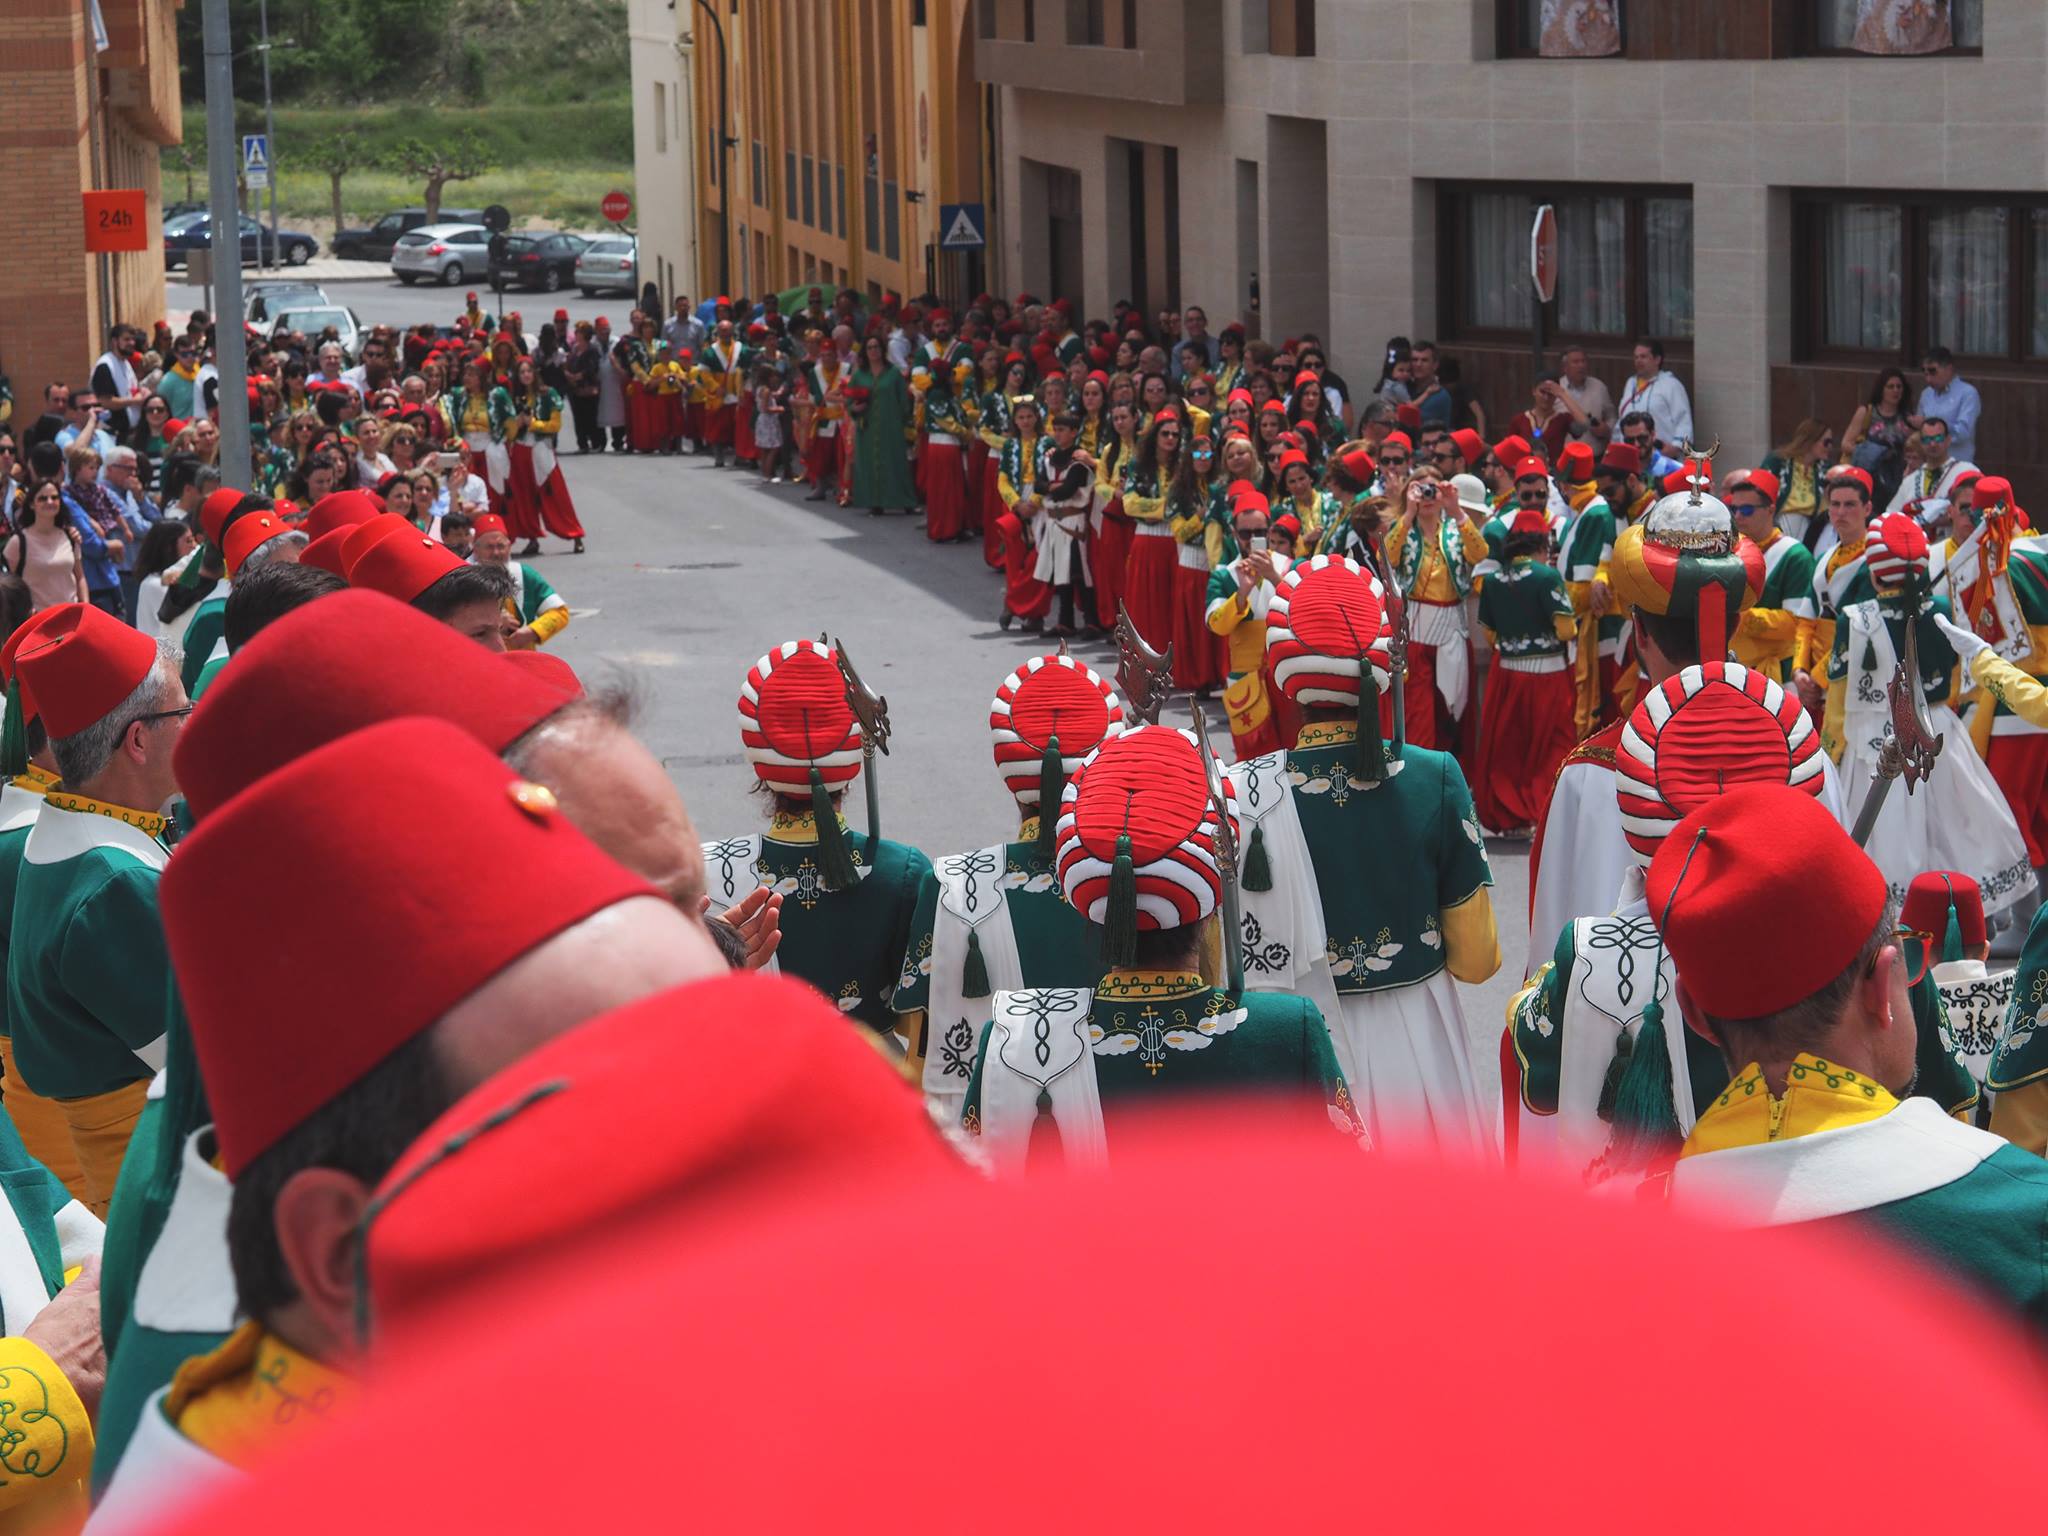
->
xmin=1497 ymin=0 xmax=1622 ymax=58
xmin=1068 ymin=0 xmax=1105 ymax=44
xmin=1440 ymin=182 xmax=1693 ymax=344
xmin=1798 ymin=191 xmax=2046 ymax=364
xmin=802 ymin=154 xmax=816 ymax=227
xmin=885 ymin=180 xmax=901 ymax=261
xmin=786 ymin=151 xmax=798 ymax=218
xmin=1808 ymin=0 xmax=1981 ymax=53
xmin=654 ymin=82 xmax=667 ymax=153
xmin=1024 ymin=0 xmax=1036 ymax=41
xmin=1270 ymin=0 xmax=1315 ymax=55
xmin=752 ymin=141 xmax=765 ymax=205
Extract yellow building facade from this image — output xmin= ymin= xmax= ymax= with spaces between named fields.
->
xmin=689 ymin=0 xmax=988 ymax=308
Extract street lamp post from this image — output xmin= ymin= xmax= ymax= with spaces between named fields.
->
xmin=692 ymin=0 xmax=734 ymax=298
xmin=202 ymin=0 xmax=251 ymax=489
xmin=259 ymin=0 xmax=277 ymax=270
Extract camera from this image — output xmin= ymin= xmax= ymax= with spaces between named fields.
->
xmin=1414 ymin=481 xmax=1438 ymax=501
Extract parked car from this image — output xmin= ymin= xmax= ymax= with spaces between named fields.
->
xmin=332 ymin=207 xmax=485 ymax=262
xmin=245 ymin=281 xmax=330 ymax=324
xmin=164 ymin=212 xmax=318 ymax=268
xmin=389 ymin=224 xmax=491 ymax=287
xmin=489 ymin=232 xmax=589 ymax=293
xmin=575 ymin=235 xmax=638 ymax=296
xmin=268 ymin=306 xmax=365 ymax=358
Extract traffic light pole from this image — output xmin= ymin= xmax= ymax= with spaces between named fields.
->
xmin=203 ymin=0 xmax=251 ymax=488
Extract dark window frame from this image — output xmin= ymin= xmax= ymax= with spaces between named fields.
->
xmin=1436 ymin=179 xmax=1694 ymax=355
xmin=1793 ymin=188 xmax=2045 ymax=371
xmin=1793 ymin=0 xmax=1982 ymax=57
xmin=1494 ymin=0 xmax=1625 ymax=60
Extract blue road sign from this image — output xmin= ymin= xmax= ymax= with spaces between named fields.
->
xmin=938 ymin=202 xmax=986 ymax=251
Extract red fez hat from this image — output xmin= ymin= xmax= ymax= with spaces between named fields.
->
xmin=1900 ymin=871 xmax=1986 ymax=982
xmin=1054 ymin=726 xmax=1237 ymax=954
xmin=1972 ymin=474 xmax=2008 ymax=504
xmin=1599 ymin=441 xmax=1642 ymax=476
xmin=223 ymin=513 xmax=287 ymax=578
xmin=553 ymin=307 xmax=569 ymax=321
xmin=1333 ymin=447 xmax=1377 ymax=490
xmin=12 ymin=604 xmax=159 ymax=739
xmin=1381 ymin=431 xmax=1412 ymax=453
xmin=163 ymin=418 xmax=188 ymax=440
xmin=298 ymin=526 xmax=355 ymax=577
xmin=465 ymin=291 xmax=478 ymax=302
xmin=738 ymin=640 xmax=862 ymax=792
xmin=1226 ymin=388 xmax=1254 ymax=409
xmin=1269 ymin=512 xmax=1303 ymax=540
xmin=350 ymin=527 xmax=468 ymax=604
xmin=1276 ymin=449 xmax=1311 ymax=477
xmin=176 ymin=591 xmax=573 ymax=821
xmin=1292 ymin=370 xmax=1321 ymax=392
xmin=471 ymin=514 xmax=508 ymax=538
xmin=362 ymin=969 xmax=960 ymax=1329
xmin=1513 ymin=455 xmax=1549 ymax=483
xmin=1660 ymin=467 xmax=1692 ymax=497
xmin=990 ymin=654 xmax=1126 ymax=815
xmin=1450 ymin=429 xmax=1485 ymax=464
xmin=163 ymin=716 xmax=658 ymax=1178
xmin=303 ymin=490 xmax=384 ymax=543
xmin=1557 ymin=441 xmax=1595 ymax=482
xmin=1724 ymin=467 xmax=1779 ymax=504
xmin=1492 ymin=433 xmax=1532 ymax=465
xmin=1508 ymin=509 xmax=1550 ymax=537
xmin=0 ymin=609 xmax=66 ymax=728
xmin=198 ymin=488 xmax=245 ymax=548
xmin=501 ymin=649 xmax=582 ymax=698
xmin=1395 ymin=403 xmax=1422 ymax=431
xmin=1259 ymin=399 xmax=1288 ymax=417
xmin=338 ymin=513 xmax=410 ymax=575
xmin=1652 ymin=784 xmax=1889 ymax=1020
xmin=1826 ymin=464 xmax=1875 ymax=498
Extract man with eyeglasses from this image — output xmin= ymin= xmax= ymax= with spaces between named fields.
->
xmin=1617 ymin=411 xmax=1680 ymax=485
xmin=1917 ymin=348 xmax=1981 ymax=468
xmin=1883 ymin=415 xmax=1977 ymax=526
xmin=53 ymin=392 xmax=117 ymax=461
xmin=1170 ymin=306 xmax=1218 ymax=380
xmin=9 ymin=606 xmax=189 ymax=1216
xmin=100 ymin=448 xmax=160 ymax=624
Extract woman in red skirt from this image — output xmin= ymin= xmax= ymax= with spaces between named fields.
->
xmin=918 ymin=364 xmax=974 ymax=543
xmin=624 ymin=314 xmax=666 ymax=455
xmin=500 ymin=354 xmax=587 ymax=554
xmin=979 ymin=355 xmax=1030 ymax=569
xmin=1119 ymin=411 xmax=1190 ymax=660
xmin=1472 ymin=511 xmax=1577 ymax=834
xmin=1384 ymin=469 xmax=1489 ymax=751
xmin=1092 ymin=400 xmax=1139 ymax=631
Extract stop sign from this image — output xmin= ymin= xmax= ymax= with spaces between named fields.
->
xmin=1529 ymin=204 xmax=1559 ymax=304
xmin=601 ymin=190 xmax=633 ymax=225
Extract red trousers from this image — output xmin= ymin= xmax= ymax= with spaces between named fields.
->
xmin=626 ymin=384 xmax=665 ymax=453
xmin=703 ymin=401 xmax=736 ymax=448
xmin=1473 ymin=663 xmax=1575 ymax=833
xmin=466 ymin=449 xmax=507 ymax=522
xmin=996 ymin=512 xmax=1051 ymax=621
xmin=1171 ymin=559 xmax=1223 ymax=691
xmin=1094 ymin=508 xmax=1133 ymax=631
xmin=923 ymin=441 xmax=969 ymax=542
xmin=1121 ymin=532 xmax=1178 ymax=658
xmin=735 ymin=401 xmax=757 ymax=463
xmin=1988 ymin=733 xmax=2048 ymax=867
xmin=507 ymin=444 xmax=586 ymax=540
xmin=1402 ymin=643 xmax=1462 ymax=751
xmin=804 ymin=429 xmax=842 ymax=494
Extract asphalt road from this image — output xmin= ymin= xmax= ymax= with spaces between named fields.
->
xmin=167 ymin=271 xmax=640 ymax=336
xmin=399 ymin=440 xmax=1540 ymax=1029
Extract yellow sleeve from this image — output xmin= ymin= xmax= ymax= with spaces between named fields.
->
xmin=1123 ymin=491 xmax=1167 ymax=524
xmin=528 ymin=606 xmax=570 ymax=644
xmin=1796 ymin=616 xmax=1838 ymax=677
xmin=1990 ymin=1078 xmax=2048 ymax=1156
xmin=1822 ymin=674 xmax=1846 ymax=763
xmin=997 ymin=469 xmax=1024 ymax=509
xmin=1740 ymin=605 xmax=1798 ymax=657
xmin=1552 ymin=610 xmax=1578 ymax=643
xmin=1207 ymin=589 xmax=1250 ymax=636
xmin=1456 ymin=516 xmax=1490 ymax=562
xmin=0 ymin=1336 xmax=91 ymax=1509
xmin=1971 ymin=648 xmax=2048 ymax=730
xmin=1168 ymin=507 xmax=1205 ymax=545
xmin=1441 ymin=885 xmax=1501 ymax=985
xmin=531 ymin=401 xmax=562 ymax=435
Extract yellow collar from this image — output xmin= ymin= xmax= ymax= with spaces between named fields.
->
xmin=1296 ymin=720 xmax=1358 ymax=748
xmin=1829 ymin=539 xmax=1867 ymax=574
xmin=43 ymin=791 xmax=168 ymax=840
xmin=1679 ymin=1053 xmax=1896 ymax=1160
xmin=11 ymin=765 xmax=57 ymax=794
xmin=1095 ymin=969 xmax=1207 ymax=1000
xmin=766 ymin=808 xmax=849 ymax=845
xmin=168 ymin=1321 xmax=356 ymax=1470
xmin=1017 ymin=815 xmax=1042 ymax=845
xmin=1753 ymin=527 xmax=1780 ymax=552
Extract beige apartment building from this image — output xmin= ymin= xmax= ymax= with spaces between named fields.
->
xmin=976 ymin=0 xmax=2046 ymax=493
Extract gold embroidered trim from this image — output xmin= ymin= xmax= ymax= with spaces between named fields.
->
xmin=1095 ymin=969 xmax=1207 ymax=1000
xmin=43 ymin=792 xmax=168 ymax=839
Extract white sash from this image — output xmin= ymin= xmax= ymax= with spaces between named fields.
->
xmin=531 ymin=438 xmax=560 ymax=486
xmin=483 ymin=441 xmax=512 ymax=494
xmin=1410 ymin=597 xmax=1470 ymax=719
xmin=1226 ymin=750 xmax=1328 ymax=998
xmin=0 ymin=783 xmax=43 ymax=836
xmin=1932 ymin=959 xmax=2013 ymax=1083
xmin=1939 ymin=522 xmax=2033 ymax=666
xmin=923 ymin=847 xmax=1023 ymax=1112
xmin=1671 ymin=1096 xmax=2004 ymax=1223
xmin=977 ymin=988 xmax=1107 ymax=1175
xmin=130 ymin=1127 xmax=236 ymax=1335
xmin=84 ymin=1389 xmax=240 ymax=1536
xmin=699 ymin=835 xmax=779 ymax=976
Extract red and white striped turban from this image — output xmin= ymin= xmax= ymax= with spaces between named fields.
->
xmin=1616 ymin=661 xmax=1823 ymax=866
xmin=1055 ymin=725 xmax=1238 ymax=933
xmin=989 ymin=653 xmax=1126 ymax=810
xmin=1264 ymin=553 xmax=1393 ymax=708
xmin=737 ymin=639 xmax=862 ymax=791
xmin=1865 ymin=512 xmax=1929 ymax=593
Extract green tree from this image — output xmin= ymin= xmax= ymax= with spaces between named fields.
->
xmin=300 ymin=126 xmax=371 ymax=244
xmin=389 ymin=128 xmax=491 ymax=223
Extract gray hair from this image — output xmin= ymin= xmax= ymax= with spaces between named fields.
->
xmin=240 ymin=528 xmax=309 ymax=574
xmin=104 ymin=446 xmax=138 ymax=468
xmin=1360 ymin=397 xmax=1395 ymax=428
xmin=50 ymin=640 xmax=180 ymax=788
xmin=195 ymin=466 xmax=223 ymax=495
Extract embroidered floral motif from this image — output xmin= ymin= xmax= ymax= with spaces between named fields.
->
xmin=1327 ymin=928 xmax=1403 ymax=978
xmin=939 ymin=1018 xmax=976 ymax=1080
xmin=1419 ymin=915 xmax=1442 ymax=950
xmin=836 ymin=981 xmax=862 ymax=1014
xmin=901 ymin=931 xmax=933 ymax=987
xmin=1241 ymin=912 xmax=1293 ymax=977
xmin=0 ymin=1363 xmax=67 ymax=1479
xmin=962 ymin=1105 xmax=981 ymax=1137
xmin=1460 ymin=815 xmax=1483 ymax=846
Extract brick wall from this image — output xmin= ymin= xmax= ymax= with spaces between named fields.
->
xmin=0 ymin=0 xmax=179 ymax=416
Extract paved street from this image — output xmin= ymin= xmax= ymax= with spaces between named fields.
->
xmin=440 ymin=440 xmax=1539 ymax=1027
xmin=169 ymin=272 xmax=640 ymax=336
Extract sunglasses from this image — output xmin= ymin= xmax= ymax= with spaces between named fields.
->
xmin=1380 ymin=453 xmax=1409 ymax=466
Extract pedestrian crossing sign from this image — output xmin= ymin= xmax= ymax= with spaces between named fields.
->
xmin=939 ymin=202 xmax=986 ymax=251
xmin=242 ymin=133 xmax=269 ymax=190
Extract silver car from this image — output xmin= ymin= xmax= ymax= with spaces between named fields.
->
xmin=575 ymin=235 xmax=638 ymax=296
xmin=245 ymin=281 xmax=330 ymax=324
xmin=269 ymin=306 xmax=364 ymax=359
xmin=390 ymin=224 xmax=491 ymax=287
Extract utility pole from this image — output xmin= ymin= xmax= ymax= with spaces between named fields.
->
xmin=260 ymin=0 xmax=278 ymax=270
xmin=203 ymin=0 xmax=251 ymax=489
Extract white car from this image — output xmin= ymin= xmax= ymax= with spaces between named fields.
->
xmin=575 ymin=235 xmax=638 ymax=296
xmin=390 ymin=224 xmax=491 ymax=287
xmin=269 ymin=306 xmax=364 ymax=359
